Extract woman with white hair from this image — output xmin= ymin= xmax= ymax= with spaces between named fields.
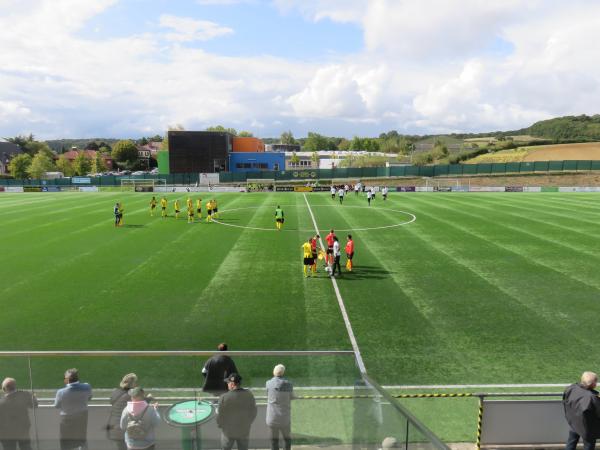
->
xmin=266 ymin=364 xmax=294 ymax=450
xmin=106 ymin=373 xmax=138 ymax=450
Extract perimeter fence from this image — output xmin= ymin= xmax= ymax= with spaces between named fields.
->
xmin=3 ymin=160 xmax=600 ymax=187
xmin=0 ymin=350 xmax=449 ymax=450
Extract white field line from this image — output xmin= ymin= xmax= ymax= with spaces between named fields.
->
xmin=302 ymin=193 xmax=367 ymax=374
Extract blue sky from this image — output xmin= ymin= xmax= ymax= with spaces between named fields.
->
xmin=1 ymin=0 xmax=599 ymax=139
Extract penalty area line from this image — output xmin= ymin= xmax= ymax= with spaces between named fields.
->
xmin=302 ymin=193 xmax=367 ymax=374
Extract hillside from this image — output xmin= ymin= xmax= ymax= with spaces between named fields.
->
xmin=466 ymin=142 xmax=600 ymax=163
xmin=526 ymin=114 xmax=600 ymax=140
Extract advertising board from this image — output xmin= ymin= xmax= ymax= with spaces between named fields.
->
xmin=415 ymin=186 xmax=434 ymax=192
xmin=72 ymin=177 xmax=91 ymax=184
xmin=396 ymin=186 xmax=416 ymax=192
xmin=469 ymin=186 xmax=506 ymax=192
xmin=5 ymin=187 xmax=24 ymax=193
xmin=78 ymin=186 xmax=99 ymax=192
xmin=294 ymin=186 xmax=313 ymax=192
xmin=505 ymin=186 xmax=524 ymax=192
xmin=523 ymin=187 xmax=542 ymax=192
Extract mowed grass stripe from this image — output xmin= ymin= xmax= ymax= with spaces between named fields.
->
xmin=439 ymin=194 xmax=600 ymax=262
xmin=410 ymin=194 xmax=600 ymax=294
xmin=405 ymin=195 xmax=598 ymax=336
xmin=326 ymin=196 xmax=476 ymax=383
xmin=381 ymin=195 xmax=597 ymax=382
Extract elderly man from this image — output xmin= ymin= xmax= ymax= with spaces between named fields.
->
xmin=54 ymin=369 xmax=92 ymax=450
xmin=217 ymin=373 xmax=257 ymax=450
xmin=563 ymin=371 xmax=600 ymax=450
xmin=266 ymin=364 xmax=293 ymax=450
xmin=0 ymin=378 xmax=38 ymax=450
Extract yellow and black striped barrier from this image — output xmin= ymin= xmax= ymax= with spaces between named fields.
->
xmin=297 ymin=392 xmax=474 ymax=399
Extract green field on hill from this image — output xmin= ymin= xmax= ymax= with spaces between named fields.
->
xmin=1 ymin=191 xmax=598 ymax=394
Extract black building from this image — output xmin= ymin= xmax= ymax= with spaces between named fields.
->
xmin=168 ymin=131 xmax=232 ymax=173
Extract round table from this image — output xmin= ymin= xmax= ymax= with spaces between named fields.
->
xmin=165 ymin=400 xmax=215 ymax=450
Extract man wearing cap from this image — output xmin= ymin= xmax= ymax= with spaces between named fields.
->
xmin=202 ymin=343 xmax=239 ymax=396
xmin=266 ymin=365 xmax=293 ymax=450
xmin=217 ymin=374 xmax=257 ymax=450
xmin=563 ymin=371 xmax=600 ymax=450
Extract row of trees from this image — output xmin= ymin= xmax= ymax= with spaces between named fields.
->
xmin=7 ymin=137 xmax=143 ymax=179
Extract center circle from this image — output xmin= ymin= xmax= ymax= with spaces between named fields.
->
xmin=211 ymin=204 xmax=416 ymax=232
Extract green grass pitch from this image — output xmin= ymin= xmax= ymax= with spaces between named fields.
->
xmin=1 ymin=191 xmax=598 ymax=391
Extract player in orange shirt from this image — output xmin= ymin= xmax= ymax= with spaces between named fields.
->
xmin=345 ymin=234 xmax=354 ymax=271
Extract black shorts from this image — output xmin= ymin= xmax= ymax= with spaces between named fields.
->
xmin=213 ymin=208 xmax=218 ymax=213
xmin=207 ymin=209 xmax=213 ymax=215
xmin=175 ymin=209 xmax=180 ymax=213
xmin=162 ymin=207 xmax=166 ymax=210
xmin=346 ymin=252 xmax=354 ymax=260
xmin=304 ymin=257 xmax=314 ymax=265
xmin=326 ymin=247 xmax=333 ymax=254
xmin=197 ymin=208 xmax=201 ymax=213
xmin=151 ymin=205 xmax=156 ymax=209
xmin=276 ymin=218 xmax=284 ymax=223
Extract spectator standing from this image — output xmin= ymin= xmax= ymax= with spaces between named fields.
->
xmin=266 ymin=365 xmax=293 ymax=450
xmin=120 ymin=388 xmax=160 ymax=450
xmin=54 ymin=368 xmax=92 ymax=450
xmin=202 ymin=343 xmax=239 ymax=395
xmin=0 ymin=378 xmax=38 ymax=450
xmin=338 ymin=188 xmax=345 ymax=204
xmin=217 ymin=374 xmax=257 ymax=450
xmin=107 ymin=374 xmax=138 ymax=450
xmin=563 ymin=371 xmax=600 ymax=450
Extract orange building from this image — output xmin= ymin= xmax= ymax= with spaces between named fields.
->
xmin=232 ymin=137 xmax=265 ymax=152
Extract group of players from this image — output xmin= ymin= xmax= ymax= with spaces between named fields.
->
xmin=330 ymin=183 xmax=389 ymax=205
xmin=149 ymin=196 xmax=219 ymax=223
xmin=302 ymin=230 xmax=354 ymax=278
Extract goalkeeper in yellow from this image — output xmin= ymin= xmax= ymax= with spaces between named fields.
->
xmin=301 ymin=238 xmax=314 ymax=278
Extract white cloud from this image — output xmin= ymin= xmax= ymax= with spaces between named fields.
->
xmin=1 ymin=0 xmax=600 ymax=138
xmin=159 ymin=15 xmax=233 ymax=42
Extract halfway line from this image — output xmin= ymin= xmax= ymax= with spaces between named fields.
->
xmin=302 ymin=193 xmax=367 ymax=374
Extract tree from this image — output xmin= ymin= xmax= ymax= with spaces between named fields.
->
xmin=111 ymin=140 xmax=139 ymax=169
xmin=338 ymin=139 xmax=351 ymax=150
xmin=56 ymin=154 xmax=74 ymax=177
xmin=27 ymin=151 xmax=56 ymax=179
xmin=90 ymin=152 xmax=107 ymax=174
xmin=24 ymin=140 xmax=54 ymax=158
xmin=138 ymin=137 xmax=149 ymax=146
xmin=206 ymin=125 xmax=237 ymax=135
xmin=238 ymin=131 xmax=254 ymax=137
xmin=290 ymin=152 xmax=300 ymax=165
xmin=280 ymin=131 xmax=296 ymax=145
xmin=98 ymin=146 xmax=112 ymax=155
xmin=8 ymin=153 xmax=32 ymax=179
xmin=85 ymin=141 xmax=99 ymax=151
xmin=311 ymin=151 xmax=320 ymax=167
xmin=72 ymin=151 xmax=92 ymax=176
xmin=303 ymin=132 xmax=332 ymax=151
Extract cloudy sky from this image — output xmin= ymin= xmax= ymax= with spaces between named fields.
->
xmin=1 ymin=0 xmax=599 ymax=139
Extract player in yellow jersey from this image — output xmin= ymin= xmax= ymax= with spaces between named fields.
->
xmin=174 ymin=199 xmax=181 ymax=219
xmin=301 ymin=238 xmax=314 ymax=278
xmin=187 ymin=203 xmax=195 ymax=223
xmin=212 ymin=198 xmax=219 ymax=219
xmin=160 ymin=197 xmax=168 ymax=218
xmin=150 ymin=196 xmax=157 ymax=217
xmin=187 ymin=197 xmax=193 ymax=210
xmin=206 ymin=199 xmax=213 ymax=222
xmin=196 ymin=198 xmax=202 ymax=219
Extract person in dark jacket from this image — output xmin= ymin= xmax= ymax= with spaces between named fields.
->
xmin=202 ymin=343 xmax=239 ymax=395
xmin=106 ymin=373 xmax=138 ymax=450
xmin=564 ymin=371 xmax=600 ymax=450
xmin=217 ymin=374 xmax=257 ymax=450
xmin=0 ymin=378 xmax=38 ymax=450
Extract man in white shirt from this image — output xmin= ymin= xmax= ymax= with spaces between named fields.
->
xmin=330 ymin=186 xmax=336 ymax=199
xmin=331 ymin=237 xmax=342 ymax=277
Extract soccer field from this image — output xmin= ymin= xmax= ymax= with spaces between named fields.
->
xmin=1 ymin=191 xmax=598 ymax=389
